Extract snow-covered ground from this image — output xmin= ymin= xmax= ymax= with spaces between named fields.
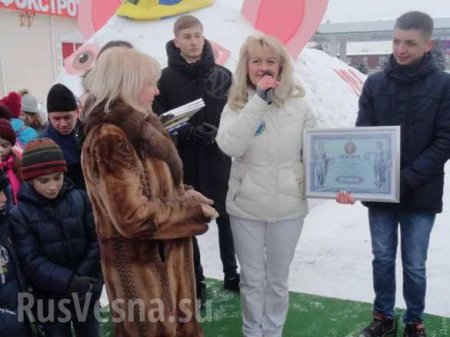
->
xmin=199 ymin=163 xmax=450 ymax=318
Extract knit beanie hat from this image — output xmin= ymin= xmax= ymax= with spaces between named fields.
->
xmin=0 ymin=92 xmax=21 ymax=118
xmin=0 ymin=169 xmax=8 ymax=192
xmin=21 ymin=93 xmax=40 ymax=114
xmin=46 ymin=84 xmax=78 ymax=113
xmin=0 ymin=118 xmax=16 ymax=145
xmin=21 ymin=138 xmax=67 ymax=181
xmin=0 ymin=105 xmax=11 ymax=120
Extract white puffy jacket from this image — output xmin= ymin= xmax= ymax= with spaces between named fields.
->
xmin=216 ymin=93 xmax=317 ymax=222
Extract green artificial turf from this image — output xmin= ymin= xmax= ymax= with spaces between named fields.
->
xmin=99 ymin=278 xmax=449 ymax=337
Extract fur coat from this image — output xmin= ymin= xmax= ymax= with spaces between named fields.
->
xmin=81 ymin=100 xmax=209 ymax=337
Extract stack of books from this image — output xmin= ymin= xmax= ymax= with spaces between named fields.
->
xmin=159 ymin=98 xmax=205 ymax=133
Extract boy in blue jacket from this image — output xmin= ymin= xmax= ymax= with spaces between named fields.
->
xmin=10 ymin=138 xmax=102 ymax=337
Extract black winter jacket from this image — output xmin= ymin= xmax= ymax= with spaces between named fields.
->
xmin=357 ymin=53 xmax=450 ymax=212
xmin=10 ymin=181 xmax=101 ymax=300
xmin=154 ymin=40 xmax=232 ymax=210
xmin=39 ymin=122 xmax=86 ymax=191
xmin=0 ymin=212 xmax=30 ymax=337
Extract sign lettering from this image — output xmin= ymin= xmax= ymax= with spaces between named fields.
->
xmin=0 ymin=0 xmax=78 ymax=18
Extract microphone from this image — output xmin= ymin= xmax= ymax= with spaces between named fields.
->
xmin=262 ymin=70 xmax=274 ymax=105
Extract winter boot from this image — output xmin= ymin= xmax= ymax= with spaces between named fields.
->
xmin=196 ymin=281 xmax=207 ymax=309
xmin=223 ymin=273 xmax=240 ymax=292
xmin=403 ymin=323 xmax=427 ymax=337
xmin=360 ymin=313 xmax=396 ymax=337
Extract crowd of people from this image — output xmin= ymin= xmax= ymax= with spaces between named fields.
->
xmin=0 ymin=10 xmax=449 ymax=337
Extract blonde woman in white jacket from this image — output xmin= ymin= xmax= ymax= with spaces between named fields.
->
xmin=216 ymin=35 xmax=317 ymax=337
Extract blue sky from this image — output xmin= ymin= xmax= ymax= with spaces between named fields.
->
xmin=322 ymin=0 xmax=450 ymax=23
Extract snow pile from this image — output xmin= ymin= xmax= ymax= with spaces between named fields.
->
xmin=57 ymin=0 xmax=364 ymax=129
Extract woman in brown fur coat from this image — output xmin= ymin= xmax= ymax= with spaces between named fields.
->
xmin=81 ymin=47 xmax=218 ymax=337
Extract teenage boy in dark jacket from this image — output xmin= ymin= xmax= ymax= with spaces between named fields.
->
xmin=0 ymin=169 xmax=31 ymax=337
xmin=10 ymin=138 xmax=102 ymax=337
xmin=337 ymin=11 xmax=450 ymax=337
xmin=154 ymin=15 xmax=239 ymax=303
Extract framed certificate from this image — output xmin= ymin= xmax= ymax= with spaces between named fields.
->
xmin=303 ymin=126 xmax=400 ymax=202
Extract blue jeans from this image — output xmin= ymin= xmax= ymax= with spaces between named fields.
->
xmin=368 ymin=207 xmax=435 ymax=324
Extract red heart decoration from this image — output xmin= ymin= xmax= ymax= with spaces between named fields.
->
xmin=242 ymin=0 xmax=329 ymax=57
xmin=78 ymin=0 xmax=122 ymax=39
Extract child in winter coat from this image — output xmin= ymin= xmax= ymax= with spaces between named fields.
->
xmin=0 ymin=92 xmax=38 ymax=148
xmin=10 ymin=138 xmax=102 ymax=337
xmin=20 ymin=92 xmax=46 ymax=134
xmin=0 ymin=169 xmax=31 ymax=337
xmin=0 ymin=118 xmax=21 ymax=205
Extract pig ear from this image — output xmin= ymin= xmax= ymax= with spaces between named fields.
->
xmin=78 ymin=0 xmax=122 ymax=39
xmin=77 ymin=0 xmax=95 ymax=39
xmin=209 ymin=40 xmax=231 ymax=66
xmin=242 ymin=0 xmax=329 ymax=57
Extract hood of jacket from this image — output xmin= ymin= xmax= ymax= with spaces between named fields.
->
xmin=166 ymin=39 xmax=215 ymax=79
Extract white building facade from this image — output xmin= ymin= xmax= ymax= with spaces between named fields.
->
xmin=0 ymin=3 xmax=84 ymax=104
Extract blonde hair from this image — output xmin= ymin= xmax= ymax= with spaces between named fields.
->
xmin=83 ymin=47 xmax=161 ymax=117
xmin=228 ymin=35 xmax=304 ymax=110
xmin=23 ymin=112 xmax=43 ymax=130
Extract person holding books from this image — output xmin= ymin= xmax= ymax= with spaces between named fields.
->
xmin=82 ymin=47 xmax=217 ymax=337
xmin=154 ymin=14 xmax=239 ymax=304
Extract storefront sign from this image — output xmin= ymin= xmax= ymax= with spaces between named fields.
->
xmin=0 ymin=0 xmax=78 ymax=18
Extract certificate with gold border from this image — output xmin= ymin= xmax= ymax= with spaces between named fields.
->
xmin=303 ymin=126 xmax=400 ymax=202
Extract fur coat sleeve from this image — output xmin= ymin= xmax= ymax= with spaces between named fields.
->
xmin=82 ymin=109 xmax=210 ymax=241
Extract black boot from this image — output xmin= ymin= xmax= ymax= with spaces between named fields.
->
xmin=223 ymin=273 xmax=240 ymax=292
xmin=403 ymin=323 xmax=427 ymax=337
xmin=360 ymin=313 xmax=396 ymax=337
xmin=196 ymin=281 xmax=207 ymax=309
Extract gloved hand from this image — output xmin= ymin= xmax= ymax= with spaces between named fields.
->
xmin=68 ymin=275 xmax=96 ymax=297
xmin=190 ymin=122 xmax=218 ymax=145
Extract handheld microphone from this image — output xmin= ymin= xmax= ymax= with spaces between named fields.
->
xmin=262 ymin=70 xmax=274 ymax=105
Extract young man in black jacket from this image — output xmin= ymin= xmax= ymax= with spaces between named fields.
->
xmin=337 ymin=11 xmax=450 ymax=337
xmin=154 ymin=15 xmax=239 ymax=305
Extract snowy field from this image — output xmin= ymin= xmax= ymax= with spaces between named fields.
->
xmin=198 ymin=162 xmax=450 ymax=318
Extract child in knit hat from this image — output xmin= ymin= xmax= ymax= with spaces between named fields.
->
xmin=0 ymin=92 xmax=37 ymax=149
xmin=9 ymin=138 xmax=102 ymax=337
xmin=0 ymin=92 xmax=21 ymax=119
xmin=0 ymin=118 xmax=21 ymax=205
xmin=20 ymin=92 xmax=45 ymax=133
